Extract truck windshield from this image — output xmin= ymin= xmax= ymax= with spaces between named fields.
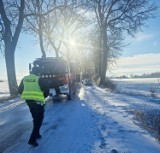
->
xmin=33 ymin=58 xmax=68 ymax=75
xmin=42 ymin=61 xmax=67 ymax=74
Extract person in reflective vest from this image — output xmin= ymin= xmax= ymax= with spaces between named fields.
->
xmin=18 ymin=67 xmax=49 ymax=147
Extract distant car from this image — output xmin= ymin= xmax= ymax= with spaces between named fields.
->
xmin=83 ymin=79 xmax=93 ymax=86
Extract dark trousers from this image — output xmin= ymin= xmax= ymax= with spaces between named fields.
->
xmin=26 ymin=100 xmax=44 ymax=142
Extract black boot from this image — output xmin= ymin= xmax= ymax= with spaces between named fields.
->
xmin=28 ymin=140 xmax=39 ymax=147
xmin=36 ymin=134 xmax=42 ymax=139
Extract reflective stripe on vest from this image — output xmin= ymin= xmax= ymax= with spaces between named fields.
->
xmin=21 ymin=74 xmax=45 ymax=103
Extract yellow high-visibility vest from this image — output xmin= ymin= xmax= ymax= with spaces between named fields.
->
xmin=21 ymin=74 xmax=45 ymax=103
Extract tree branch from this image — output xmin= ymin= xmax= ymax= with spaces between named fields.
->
xmin=12 ymin=0 xmax=25 ymax=51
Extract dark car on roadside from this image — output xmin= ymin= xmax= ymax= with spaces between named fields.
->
xmin=83 ymin=79 xmax=93 ymax=86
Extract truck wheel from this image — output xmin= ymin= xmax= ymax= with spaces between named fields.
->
xmin=67 ymin=94 xmax=71 ymax=100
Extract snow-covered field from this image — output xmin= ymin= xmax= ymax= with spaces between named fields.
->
xmin=112 ymin=78 xmax=160 ymax=98
xmin=0 ymin=81 xmax=9 ymax=98
xmin=0 ymin=79 xmax=160 ymax=153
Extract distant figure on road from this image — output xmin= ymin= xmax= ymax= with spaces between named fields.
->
xmin=18 ymin=67 xmax=49 ymax=147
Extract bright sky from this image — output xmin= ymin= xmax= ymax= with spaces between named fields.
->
xmin=0 ymin=34 xmax=55 ymax=80
xmin=0 ymin=1 xmax=160 ymax=80
xmin=109 ymin=4 xmax=160 ymax=77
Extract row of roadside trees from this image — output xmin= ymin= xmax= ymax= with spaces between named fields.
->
xmin=0 ymin=0 xmax=158 ymax=96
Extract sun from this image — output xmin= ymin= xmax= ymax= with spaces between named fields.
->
xmin=69 ymin=38 xmax=76 ymax=48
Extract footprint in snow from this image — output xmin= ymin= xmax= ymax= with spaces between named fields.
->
xmin=101 ymin=123 xmax=107 ymax=131
xmin=110 ymin=149 xmax=118 ymax=153
xmin=109 ymin=109 xmax=114 ymax=112
xmin=99 ymin=136 xmax=107 ymax=149
xmin=111 ymin=120 xmax=118 ymax=125
xmin=52 ymin=124 xmax=59 ymax=129
xmin=123 ymin=114 xmax=128 ymax=117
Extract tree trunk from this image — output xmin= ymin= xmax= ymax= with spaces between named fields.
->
xmin=39 ymin=31 xmax=46 ymax=58
xmin=37 ymin=0 xmax=46 ymax=58
xmin=49 ymin=39 xmax=59 ymax=58
xmin=5 ymin=46 xmax=18 ymax=96
xmin=98 ymin=32 xmax=102 ymax=78
xmin=100 ymin=53 xmax=107 ymax=85
xmin=39 ymin=16 xmax=46 ymax=58
xmin=99 ymin=27 xmax=108 ymax=85
xmin=0 ymin=0 xmax=25 ymax=96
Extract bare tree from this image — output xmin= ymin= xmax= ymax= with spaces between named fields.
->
xmin=0 ymin=0 xmax=89 ymax=97
xmin=88 ymin=0 xmax=157 ymax=85
xmin=0 ymin=0 xmax=25 ymax=96
xmin=41 ymin=0 xmax=88 ymax=60
xmin=44 ymin=6 xmax=62 ymax=58
xmin=0 ymin=0 xmax=65 ymax=96
xmin=25 ymin=0 xmax=82 ymax=58
xmin=25 ymin=0 xmax=66 ymax=58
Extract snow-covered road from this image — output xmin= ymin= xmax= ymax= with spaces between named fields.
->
xmin=0 ymin=86 xmax=160 ymax=153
